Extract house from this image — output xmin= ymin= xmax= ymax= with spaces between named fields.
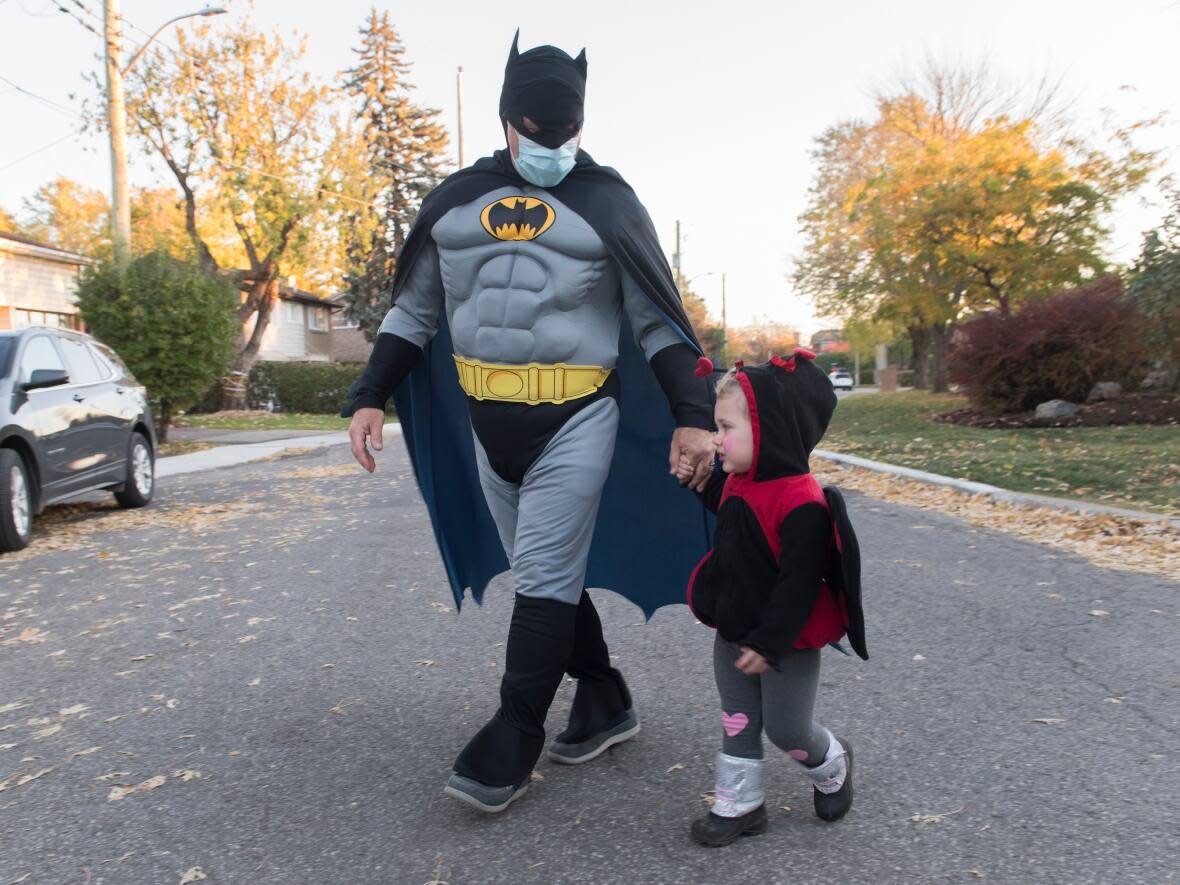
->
xmin=809 ymin=328 xmax=851 ymax=354
xmin=0 ymin=230 xmax=93 ymax=330
xmin=327 ymin=292 xmax=373 ymax=363
xmin=241 ymin=280 xmax=340 ymax=363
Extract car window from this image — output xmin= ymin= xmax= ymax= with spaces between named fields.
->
xmin=0 ymin=338 xmax=13 ymax=376
xmin=57 ymin=336 xmax=103 ymax=385
xmin=91 ymin=342 xmax=135 ymax=383
xmin=86 ymin=343 xmax=115 ymax=380
xmin=18 ymin=335 xmax=66 ymax=384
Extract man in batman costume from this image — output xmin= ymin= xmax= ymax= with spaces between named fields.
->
xmin=343 ymin=32 xmax=716 ymax=813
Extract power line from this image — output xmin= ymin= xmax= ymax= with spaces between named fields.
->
xmin=0 ymin=131 xmax=80 ymax=172
xmin=0 ymin=73 xmax=84 ymax=119
xmin=55 ymin=2 xmax=100 ymax=37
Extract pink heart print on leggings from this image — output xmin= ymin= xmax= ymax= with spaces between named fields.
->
xmin=722 ymin=712 xmax=749 ymax=737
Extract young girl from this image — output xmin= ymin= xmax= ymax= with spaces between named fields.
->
xmin=677 ymin=350 xmax=867 ymax=847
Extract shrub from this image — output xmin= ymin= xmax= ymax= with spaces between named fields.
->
xmin=948 ymin=276 xmax=1147 ymax=413
xmin=247 ymin=361 xmax=367 ymax=414
xmin=76 ymin=251 xmax=239 ymax=438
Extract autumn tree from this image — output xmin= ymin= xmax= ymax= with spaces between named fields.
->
xmin=0 ymin=204 xmax=17 ymax=233
xmin=339 ymin=8 xmax=449 ymax=340
xmin=727 ymin=320 xmax=800 ymax=365
xmin=19 ymin=178 xmax=109 ymax=255
xmin=126 ymin=13 xmax=345 ymax=407
xmin=795 ymin=59 xmax=1154 ymax=391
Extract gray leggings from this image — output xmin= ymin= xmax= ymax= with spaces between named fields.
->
xmin=713 ymin=634 xmax=829 ymax=764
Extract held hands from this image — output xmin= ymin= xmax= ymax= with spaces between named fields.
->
xmin=349 ymin=407 xmax=386 ymax=473
xmin=735 ymin=646 xmax=770 ymax=675
xmin=669 ymin=426 xmax=714 ymax=492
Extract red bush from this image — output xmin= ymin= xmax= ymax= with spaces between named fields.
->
xmin=948 ymin=276 xmax=1148 ymax=413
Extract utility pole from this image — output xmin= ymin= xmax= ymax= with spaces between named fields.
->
xmin=721 ymin=272 xmax=727 ymax=332
xmin=103 ymin=0 xmax=130 ymax=264
xmin=673 ymin=220 xmax=682 ymax=287
xmin=102 ymin=4 xmax=226 ymax=265
xmin=456 ymin=66 xmax=465 ymax=168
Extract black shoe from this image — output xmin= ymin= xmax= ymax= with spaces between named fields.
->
xmin=443 ymin=773 xmax=529 ymax=814
xmin=813 ymin=740 xmax=853 ymax=822
xmin=548 ymin=707 xmax=640 ymax=764
xmin=690 ymin=805 xmax=769 ymax=847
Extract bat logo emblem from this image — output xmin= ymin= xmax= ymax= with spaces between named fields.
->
xmin=480 ymin=196 xmax=556 ymax=242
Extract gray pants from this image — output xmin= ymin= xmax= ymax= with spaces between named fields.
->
xmin=473 ymin=397 xmax=620 ymax=605
xmin=713 ymin=634 xmax=829 ymax=764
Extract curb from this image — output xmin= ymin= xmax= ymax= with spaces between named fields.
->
xmin=157 ymin=424 xmax=402 ymax=479
xmin=812 ymin=448 xmax=1180 ymax=529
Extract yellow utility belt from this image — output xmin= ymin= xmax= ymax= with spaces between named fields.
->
xmin=453 ymin=356 xmax=612 ymax=406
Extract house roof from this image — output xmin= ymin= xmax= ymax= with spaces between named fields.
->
xmin=0 ymin=230 xmax=94 ymax=267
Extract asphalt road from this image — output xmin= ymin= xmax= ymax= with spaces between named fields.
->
xmin=1 ymin=442 xmax=1176 ymax=885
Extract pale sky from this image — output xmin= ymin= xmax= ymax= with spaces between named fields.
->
xmin=2 ymin=0 xmax=1178 ymax=335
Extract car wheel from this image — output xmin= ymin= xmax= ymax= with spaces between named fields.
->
xmin=0 ymin=448 xmax=33 ymax=553
xmin=114 ymin=432 xmax=154 ymax=509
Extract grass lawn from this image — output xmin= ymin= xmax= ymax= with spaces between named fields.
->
xmin=823 ymin=391 xmax=1180 ymax=517
xmin=173 ymin=411 xmax=355 ymax=431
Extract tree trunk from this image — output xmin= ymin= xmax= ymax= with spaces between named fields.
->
xmin=908 ymin=325 xmax=930 ymax=389
xmin=929 ymin=322 xmax=951 ymax=393
xmin=222 ymin=278 xmax=279 ymax=410
xmin=156 ymin=400 xmax=172 ymax=443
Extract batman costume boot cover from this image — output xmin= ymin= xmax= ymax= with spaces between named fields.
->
xmin=549 ymin=592 xmax=639 ymax=764
xmin=446 ymin=594 xmax=577 ymax=812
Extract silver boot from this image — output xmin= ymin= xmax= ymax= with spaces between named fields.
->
xmin=794 ymin=730 xmax=853 ymax=822
xmin=690 ymin=753 xmax=768 ymax=847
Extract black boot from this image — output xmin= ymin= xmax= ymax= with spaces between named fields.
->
xmin=448 ymin=594 xmax=577 ymax=812
xmin=548 ymin=592 xmax=639 ymax=764
xmin=810 ymin=737 xmax=854 ymax=822
xmin=690 ymin=806 xmax=769 ymax=847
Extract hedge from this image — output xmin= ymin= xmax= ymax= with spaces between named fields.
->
xmin=247 ymin=361 xmax=367 ymax=414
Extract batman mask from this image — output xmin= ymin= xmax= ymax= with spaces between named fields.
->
xmin=498 ymin=29 xmax=587 ymax=150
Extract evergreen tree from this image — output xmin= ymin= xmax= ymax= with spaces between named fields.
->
xmin=341 ymin=8 xmax=449 ymax=341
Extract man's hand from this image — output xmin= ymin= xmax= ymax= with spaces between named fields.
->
xmin=669 ymin=426 xmax=714 ymax=492
xmin=349 ymin=407 xmax=386 ymax=473
xmin=735 ymin=646 xmax=770 ymax=675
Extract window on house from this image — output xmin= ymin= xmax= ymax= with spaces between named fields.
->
xmin=284 ymin=301 xmax=304 ymax=325
xmin=309 ymin=305 xmax=329 ymax=332
xmin=14 ymin=309 xmax=78 ymax=329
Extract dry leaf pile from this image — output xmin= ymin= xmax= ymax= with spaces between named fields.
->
xmin=812 ymin=462 xmax=1180 ymax=579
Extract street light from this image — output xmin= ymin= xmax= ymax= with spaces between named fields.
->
xmin=104 ymin=3 xmax=227 ymax=263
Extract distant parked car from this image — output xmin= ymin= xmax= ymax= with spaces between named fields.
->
xmin=829 ymin=370 xmax=855 ymax=391
xmin=0 ymin=327 xmax=156 ymax=552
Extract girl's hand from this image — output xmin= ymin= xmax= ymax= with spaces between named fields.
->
xmin=675 ymin=454 xmax=695 ymax=483
xmin=735 ymin=647 xmax=769 ymax=675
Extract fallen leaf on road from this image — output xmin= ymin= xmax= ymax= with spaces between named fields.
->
xmin=1032 ymin=718 xmax=1065 ymax=725
xmin=0 ymin=703 xmax=27 ymax=714
xmin=179 ymin=867 xmax=206 ymax=883
xmin=129 ymin=655 xmax=153 ymax=662
xmin=108 ymin=774 xmax=166 ymax=801
xmin=238 ymin=635 xmax=257 ymax=644
xmin=175 ymin=769 xmax=201 ymax=782
xmin=1104 ymin=697 xmax=1123 ymax=704
xmin=1088 ymin=610 xmax=1110 ymax=617
xmin=666 ymin=763 xmax=685 ymax=773
xmin=0 ymin=743 xmax=17 ymax=751
xmin=530 ymin=770 xmax=544 ymax=782
xmin=913 ymin=654 xmax=926 ymax=662
xmin=59 ymin=704 xmax=88 ymax=716
xmin=95 ymin=771 xmax=129 ymax=781
xmin=71 ymin=746 xmax=101 ymax=759
xmin=33 ymin=724 xmax=62 ymax=739
xmin=910 ymin=805 xmax=965 ymax=824
xmin=415 ymin=660 xmax=435 ymax=667
xmin=248 ymin=678 xmax=261 ymax=687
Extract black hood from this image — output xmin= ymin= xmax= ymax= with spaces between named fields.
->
xmin=733 ymin=350 xmax=837 ymax=481
xmin=498 ymin=30 xmax=587 ymax=149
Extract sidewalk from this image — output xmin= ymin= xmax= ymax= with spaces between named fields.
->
xmin=156 ymin=424 xmax=401 ymax=478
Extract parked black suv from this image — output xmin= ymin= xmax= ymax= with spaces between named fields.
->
xmin=0 ymin=326 xmax=156 ymax=552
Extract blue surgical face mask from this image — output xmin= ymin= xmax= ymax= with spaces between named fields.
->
xmin=512 ymin=131 xmax=579 ymax=188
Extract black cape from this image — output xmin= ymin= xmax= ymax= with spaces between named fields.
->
xmin=391 ymin=150 xmax=713 ymax=616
